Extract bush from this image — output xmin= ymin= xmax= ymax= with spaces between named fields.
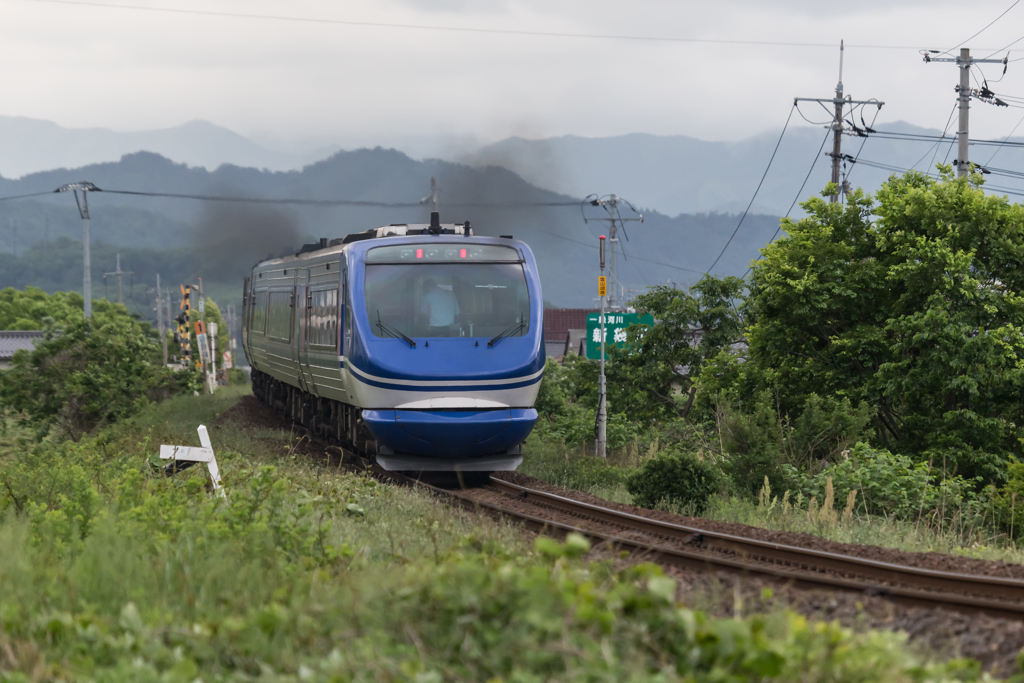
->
xmin=786 ymin=443 xmax=982 ymax=520
xmin=626 ymin=451 xmax=721 ymax=513
xmin=721 ymin=390 xmax=872 ymax=496
xmin=0 ymin=302 xmax=177 ymax=439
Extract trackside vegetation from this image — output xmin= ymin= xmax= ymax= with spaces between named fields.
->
xmin=0 ymin=388 xmax=1007 ymax=681
xmin=525 ymin=168 xmax=1024 ymax=557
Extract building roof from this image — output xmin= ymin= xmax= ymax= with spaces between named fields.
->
xmin=0 ymin=331 xmax=43 ymax=361
xmin=544 ymin=308 xmax=598 ymax=341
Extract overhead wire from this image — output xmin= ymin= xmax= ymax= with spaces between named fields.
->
xmin=907 ymin=102 xmax=959 ymax=172
xmin=844 ymin=106 xmax=882 ymax=183
xmin=0 ymin=186 xmax=578 ymax=207
xmin=745 ymin=127 xmax=833 ymax=280
xmin=985 ymin=111 xmax=1024 ymax=165
xmin=706 ymin=104 xmax=795 ymax=274
xmin=15 ymin=0 xmax=992 ymax=50
xmin=529 ymin=225 xmax=704 ymax=275
xmin=941 ymin=0 xmax=1020 ymax=56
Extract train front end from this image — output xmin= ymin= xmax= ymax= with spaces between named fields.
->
xmin=344 ymin=229 xmax=544 ymax=471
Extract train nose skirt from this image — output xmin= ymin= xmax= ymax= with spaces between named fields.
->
xmin=362 ymin=408 xmax=538 ymax=464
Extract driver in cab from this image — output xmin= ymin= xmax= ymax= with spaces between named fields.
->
xmin=420 ymin=278 xmax=460 ymax=331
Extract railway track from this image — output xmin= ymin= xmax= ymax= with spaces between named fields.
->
xmin=300 ymin=424 xmax=1024 ymax=620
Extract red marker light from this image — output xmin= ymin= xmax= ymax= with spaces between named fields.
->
xmin=599 ymin=235 xmax=605 ymax=240
xmin=416 ymin=248 xmax=423 ymax=259
xmin=460 ymin=248 xmax=467 ymax=258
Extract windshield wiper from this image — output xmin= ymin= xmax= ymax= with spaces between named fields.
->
xmin=488 ymin=318 xmax=526 ymax=347
xmin=376 ymin=310 xmax=416 ymax=348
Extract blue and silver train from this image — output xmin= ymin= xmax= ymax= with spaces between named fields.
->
xmin=242 ymin=213 xmax=544 ymax=471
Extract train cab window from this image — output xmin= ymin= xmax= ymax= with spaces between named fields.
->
xmin=364 ymin=248 xmax=530 ymax=339
xmin=251 ymin=291 xmax=268 ymax=335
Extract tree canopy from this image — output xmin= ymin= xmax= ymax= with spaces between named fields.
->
xmin=742 ymin=168 xmax=1024 ymax=482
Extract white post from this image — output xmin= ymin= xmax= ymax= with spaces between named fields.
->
xmin=596 ymin=235 xmax=607 ymax=458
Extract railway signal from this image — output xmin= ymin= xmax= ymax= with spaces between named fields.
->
xmin=177 ymin=284 xmax=192 ymax=369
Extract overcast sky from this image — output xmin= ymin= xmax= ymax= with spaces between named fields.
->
xmin=2 ymin=0 xmax=1024 ymax=154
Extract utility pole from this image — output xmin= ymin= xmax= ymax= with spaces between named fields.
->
xmin=582 ymin=194 xmax=643 ymax=311
xmin=103 ymin=253 xmax=132 ymax=305
xmin=157 ymin=274 xmax=168 ymax=366
xmin=430 ymin=177 xmax=438 ymax=213
xmin=56 ymin=182 xmax=100 ymax=318
xmin=796 ymin=41 xmax=884 ymax=202
xmin=596 ymin=235 xmax=607 ymax=459
xmin=924 ymin=48 xmax=1005 ymax=178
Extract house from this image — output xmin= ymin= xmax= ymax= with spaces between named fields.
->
xmin=0 ymin=331 xmax=43 ymax=370
xmin=543 ymin=309 xmax=598 ymax=361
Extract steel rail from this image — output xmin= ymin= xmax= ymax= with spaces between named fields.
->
xmin=476 ymin=476 xmax=1024 ymax=619
xmin=285 ymin=418 xmax=1024 ymax=620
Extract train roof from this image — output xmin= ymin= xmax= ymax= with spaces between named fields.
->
xmin=252 ymin=212 xmax=521 ymax=270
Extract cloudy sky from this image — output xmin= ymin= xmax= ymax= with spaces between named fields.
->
xmin=2 ymin=0 xmax=1024 ymax=154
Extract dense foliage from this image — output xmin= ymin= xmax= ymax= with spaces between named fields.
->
xmin=0 ymin=392 xmax=1001 ymax=681
xmin=0 ymin=294 xmax=179 ymax=439
xmin=530 ymin=169 xmax=1024 ymax=537
xmin=0 ymin=286 xmax=86 ymax=329
xmin=743 ymin=168 xmax=1024 ymax=483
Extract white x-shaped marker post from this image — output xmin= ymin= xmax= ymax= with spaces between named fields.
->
xmin=160 ymin=425 xmax=225 ymax=498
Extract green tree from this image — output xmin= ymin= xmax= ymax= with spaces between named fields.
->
xmin=0 ymin=300 xmax=172 ymax=439
xmin=618 ymin=276 xmax=746 ymax=422
xmin=0 ymin=286 xmax=86 ymax=329
xmin=744 ymin=168 xmax=1024 ymax=482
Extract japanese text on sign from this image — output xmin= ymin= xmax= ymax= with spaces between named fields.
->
xmin=584 ymin=312 xmax=653 ymax=359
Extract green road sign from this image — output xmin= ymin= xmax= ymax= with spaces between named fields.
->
xmin=585 ymin=312 xmax=653 ymax=359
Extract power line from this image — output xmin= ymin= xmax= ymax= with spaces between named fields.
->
xmin=0 ymin=191 xmax=58 ymax=202
xmin=15 ymin=0 xmax=1003 ymax=51
xmin=531 ymin=225 xmax=704 ymax=275
xmin=985 ymin=111 xmax=1024 ymax=165
xmin=706 ymin=104 xmax=795 ymax=274
xmin=942 ymin=0 xmax=1020 ymax=55
xmin=0 ymin=185 xmax=578 ymax=207
xmin=745 ymin=126 xmax=832 ymax=278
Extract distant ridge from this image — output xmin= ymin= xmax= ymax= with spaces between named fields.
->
xmin=0 ymin=117 xmax=338 ymax=179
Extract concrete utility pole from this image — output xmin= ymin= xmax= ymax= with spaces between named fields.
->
xmin=104 ymin=253 xmax=132 ymax=305
xmin=796 ymin=41 xmax=884 ymax=202
xmin=582 ymin=194 xmax=643 ymax=311
xmin=56 ymin=182 xmax=100 ymax=318
xmin=596 ymin=235 xmax=607 ymax=459
xmin=924 ymin=48 xmax=1005 ymax=178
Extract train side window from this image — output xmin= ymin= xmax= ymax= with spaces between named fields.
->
xmin=309 ymin=288 xmax=339 ymax=347
xmin=251 ymin=290 xmax=268 ymax=335
xmin=267 ymin=291 xmax=292 ymax=340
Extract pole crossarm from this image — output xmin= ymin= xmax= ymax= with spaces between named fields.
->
xmin=794 ymin=97 xmax=885 ymax=105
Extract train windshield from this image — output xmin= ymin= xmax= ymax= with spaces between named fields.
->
xmin=364 ymin=262 xmax=531 ymax=339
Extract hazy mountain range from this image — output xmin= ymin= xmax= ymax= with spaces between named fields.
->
xmin=5 ymin=115 xmax=1023 ymax=217
xmin=0 ymin=117 xmax=340 ymax=178
xmin=0 ymin=149 xmax=776 ymax=310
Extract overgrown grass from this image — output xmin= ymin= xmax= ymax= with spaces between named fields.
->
xmin=522 ymin=433 xmax=1024 ymax=567
xmin=0 ymin=390 xmax=1013 ymax=681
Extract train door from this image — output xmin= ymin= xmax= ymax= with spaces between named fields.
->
xmin=296 ymin=268 xmax=317 ymax=393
